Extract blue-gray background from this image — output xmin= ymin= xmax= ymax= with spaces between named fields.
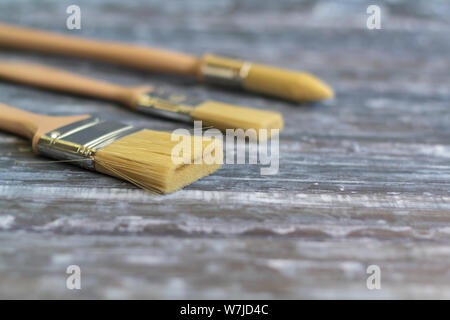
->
xmin=0 ymin=0 xmax=449 ymax=299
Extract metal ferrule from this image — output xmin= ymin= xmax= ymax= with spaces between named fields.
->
xmin=200 ymin=54 xmax=252 ymax=87
xmin=36 ymin=116 xmax=142 ymax=170
xmin=135 ymin=92 xmax=194 ymax=123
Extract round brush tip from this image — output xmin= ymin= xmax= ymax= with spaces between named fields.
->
xmin=243 ymin=63 xmax=334 ymax=103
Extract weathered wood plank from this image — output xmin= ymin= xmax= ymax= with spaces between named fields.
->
xmin=0 ymin=0 xmax=449 ymax=299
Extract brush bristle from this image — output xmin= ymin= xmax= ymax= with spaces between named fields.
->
xmin=94 ymin=130 xmax=223 ymax=194
xmin=190 ymin=101 xmax=283 ymax=140
xmin=243 ymin=63 xmax=334 ymax=102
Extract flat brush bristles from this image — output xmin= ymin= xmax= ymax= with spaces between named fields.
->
xmin=190 ymin=101 xmax=283 ymax=140
xmin=94 ymin=130 xmax=223 ymax=194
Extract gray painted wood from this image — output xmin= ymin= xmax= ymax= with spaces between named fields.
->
xmin=0 ymin=0 xmax=449 ymax=299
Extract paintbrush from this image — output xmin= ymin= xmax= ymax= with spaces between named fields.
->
xmin=0 ymin=23 xmax=333 ymax=103
xmin=0 ymin=61 xmax=283 ymax=140
xmin=0 ymin=102 xmax=223 ymax=194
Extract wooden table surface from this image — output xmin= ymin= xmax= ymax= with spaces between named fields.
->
xmin=0 ymin=0 xmax=449 ymax=299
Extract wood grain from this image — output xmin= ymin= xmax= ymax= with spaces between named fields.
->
xmin=0 ymin=0 xmax=449 ymax=299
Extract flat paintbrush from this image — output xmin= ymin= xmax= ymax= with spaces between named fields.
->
xmin=0 ymin=102 xmax=223 ymax=194
xmin=0 ymin=23 xmax=333 ymax=103
xmin=0 ymin=61 xmax=283 ymax=140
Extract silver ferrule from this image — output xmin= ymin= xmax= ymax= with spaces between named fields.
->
xmin=36 ymin=116 xmax=142 ymax=170
xmin=135 ymin=92 xmax=194 ymax=123
xmin=200 ymin=54 xmax=252 ymax=87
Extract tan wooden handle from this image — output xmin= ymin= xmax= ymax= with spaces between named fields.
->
xmin=0 ymin=62 xmax=152 ymax=108
xmin=0 ymin=103 xmax=45 ymax=140
xmin=0 ymin=23 xmax=199 ymax=75
xmin=0 ymin=102 xmax=89 ymax=151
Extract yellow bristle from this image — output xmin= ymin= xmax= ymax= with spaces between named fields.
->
xmin=243 ymin=63 xmax=334 ymax=102
xmin=190 ymin=101 xmax=284 ymax=140
xmin=94 ymin=130 xmax=223 ymax=194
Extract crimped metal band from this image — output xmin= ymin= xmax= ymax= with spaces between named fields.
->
xmin=200 ymin=54 xmax=252 ymax=87
xmin=36 ymin=116 xmax=142 ymax=170
xmin=135 ymin=91 xmax=193 ymax=122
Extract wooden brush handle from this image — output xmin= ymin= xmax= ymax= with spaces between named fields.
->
xmin=0 ymin=23 xmax=199 ymax=75
xmin=0 ymin=62 xmax=152 ymax=108
xmin=0 ymin=103 xmax=46 ymax=140
xmin=0 ymin=102 xmax=89 ymax=151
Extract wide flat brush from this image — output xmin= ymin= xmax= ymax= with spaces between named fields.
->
xmin=0 ymin=23 xmax=333 ymax=103
xmin=0 ymin=102 xmax=223 ymax=194
xmin=0 ymin=61 xmax=283 ymax=140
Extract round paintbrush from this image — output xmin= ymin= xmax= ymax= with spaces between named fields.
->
xmin=0 ymin=23 xmax=333 ymax=103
